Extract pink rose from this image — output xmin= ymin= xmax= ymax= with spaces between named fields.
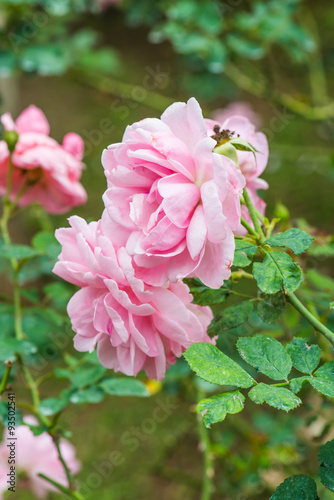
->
xmin=53 ymin=212 xmax=214 ymax=381
xmin=0 ymin=105 xmax=87 ymax=214
xmin=0 ymin=416 xmax=80 ymax=499
xmin=206 ymin=114 xmax=268 ymax=234
xmin=102 ymin=97 xmax=245 ymax=289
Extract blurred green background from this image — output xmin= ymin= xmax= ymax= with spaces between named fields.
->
xmin=1 ymin=1 xmax=334 ymax=499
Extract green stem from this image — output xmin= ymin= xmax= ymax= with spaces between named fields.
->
xmin=243 ymin=188 xmax=265 ymax=241
xmin=53 ymin=437 xmax=75 ymax=491
xmin=240 ymin=218 xmax=258 ymax=238
xmin=38 ymin=474 xmax=84 ymax=500
xmin=288 ymin=293 xmax=334 ymax=346
xmin=0 ymin=361 xmax=12 ymax=394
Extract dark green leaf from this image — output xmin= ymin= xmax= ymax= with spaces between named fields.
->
xmin=208 ymin=301 xmax=253 ymax=337
xmin=185 ymin=278 xmax=231 ymax=306
xmin=184 ymin=343 xmax=255 ymax=388
xmin=0 ymin=401 xmax=23 ymax=426
xmin=249 ymin=383 xmax=301 ymax=411
xmin=266 ymin=228 xmax=313 ymax=255
xmin=270 ymin=475 xmax=318 ymax=499
xmin=318 ymin=440 xmax=334 ymax=492
xmin=237 ymin=335 xmax=292 ymax=380
xmin=286 ymin=338 xmax=321 ymax=374
xmin=257 ymin=290 xmax=286 ymax=324
xmin=197 ymin=390 xmax=245 ymax=428
xmin=233 ymin=240 xmax=258 ymax=267
xmin=99 ymin=378 xmax=149 ymax=397
xmin=253 ymin=252 xmax=303 ymax=294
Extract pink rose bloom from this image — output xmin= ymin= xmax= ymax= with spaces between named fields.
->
xmin=0 ymin=416 xmax=80 ymax=499
xmin=212 ymin=101 xmax=262 ymax=129
xmin=102 ymin=97 xmax=245 ymax=289
xmin=0 ymin=105 xmax=87 ymax=214
xmin=53 ymin=212 xmax=214 ymax=381
xmin=205 ymin=114 xmax=268 ymax=235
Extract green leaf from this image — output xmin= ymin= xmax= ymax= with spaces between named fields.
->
xmin=197 ymin=390 xmax=245 ymax=428
xmin=286 ymin=338 xmax=321 ymax=374
xmin=99 ymin=378 xmax=149 ymax=397
xmin=32 ymin=232 xmax=61 ymax=260
xmin=229 ymin=137 xmax=258 ymax=154
xmin=237 ymin=335 xmax=292 ymax=381
xmin=249 ymin=384 xmax=301 ymax=412
xmin=69 ymin=386 xmax=104 ymax=404
xmin=257 ymin=290 xmax=286 ymax=324
xmin=55 ymin=365 xmax=106 ymax=389
xmin=207 ymin=301 xmax=253 ymax=337
xmin=39 ymin=397 xmax=68 ymax=416
xmin=0 ymin=242 xmax=39 ymax=260
xmin=266 ymin=228 xmax=313 ymax=255
xmin=290 ymin=376 xmax=310 ymax=394
xmin=318 ymin=440 xmax=334 ymax=492
xmin=185 ymin=278 xmax=231 ymax=306
xmin=233 ymin=240 xmax=258 ymax=267
xmin=310 ymin=362 xmax=334 ymax=397
xmin=184 ymin=343 xmax=255 ymax=389
xmin=330 ymin=301 xmax=334 ymax=310
xmin=0 ymin=338 xmax=37 ymax=362
xmin=253 ymin=252 xmax=303 ymax=294
xmin=270 ymin=475 xmax=319 ymax=499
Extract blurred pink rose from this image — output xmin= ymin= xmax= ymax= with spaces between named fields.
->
xmin=0 ymin=105 xmax=87 ymax=214
xmin=53 ymin=212 xmax=214 ymax=381
xmin=206 ymin=114 xmax=268 ymax=234
xmin=103 ymin=97 xmax=245 ymax=289
xmin=212 ymin=102 xmax=262 ymax=129
xmin=0 ymin=416 xmax=80 ymax=499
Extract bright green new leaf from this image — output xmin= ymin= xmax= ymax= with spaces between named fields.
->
xmin=233 ymin=240 xmax=258 ymax=267
xmin=253 ymin=251 xmax=303 ymax=294
xmin=266 ymin=228 xmax=313 ymax=255
xmin=197 ymin=391 xmax=245 ymax=428
xmin=257 ymin=290 xmax=286 ymax=324
xmin=318 ymin=440 xmax=334 ymax=492
xmin=207 ymin=300 xmax=253 ymax=337
xmin=270 ymin=475 xmax=319 ymax=499
xmin=237 ymin=335 xmax=292 ymax=380
xmin=249 ymin=384 xmax=301 ymax=412
xmin=99 ymin=378 xmax=149 ymax=397
xmin=184 ymin=343 xmax=255 ymax=388
xmin=286 ymin=338 xmax=321 ymax=374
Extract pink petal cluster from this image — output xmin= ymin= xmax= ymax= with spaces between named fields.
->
xmin=103 ymin=97 xmax=246 ymax=289
xmin=0 ymin=105 xmax=87 ymax=214
xmin=0 ymin=416 xmax=80 ymax=499
xmin=206 ymin=112 xmax=268 ymax=235
xmin=53 ymin=213 xmax=213 ymax=381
